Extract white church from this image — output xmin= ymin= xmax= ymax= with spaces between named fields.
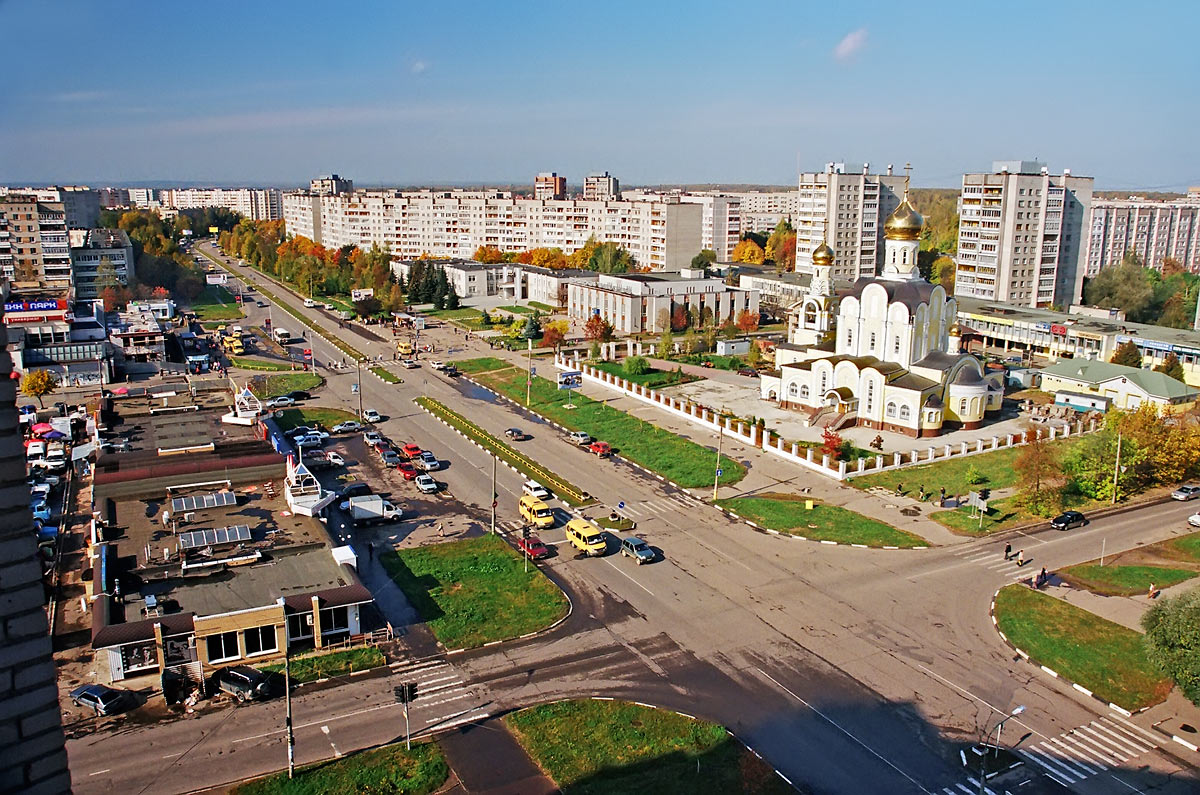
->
xmin=759 ymin=189 xmax=1004 ymax=437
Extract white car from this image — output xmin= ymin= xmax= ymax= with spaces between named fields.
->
xmin=331 ymin=421 xmax=363 ymax=434
xmin=429 ymin=360 xmax=445 ymax=370
xmin=401 ymin=359 xmax=419 ymax=369
xmin=522 ymin=480 xmax=550 ymax=499
xmin=418 ymin=451 xmax=440 ymax=471
xmin=415 ymin=474 xmax=439 ymax=493
xmin=1189 ymin=512 xmax=1200 ymax=528
xmin=363 ymin=430 xmax=383 ymax=446
xmin=363 ymin=409 xmax=382 ymax=423
xmin=265 ymin=396 xmax=295 ymax=409
xmin=326 ymin=452 xmax=346 ymax=467
xmin=293 ymin=433 xmax=325 ymax=448
xmin=323 ymin=303 xmax=336 ymax=310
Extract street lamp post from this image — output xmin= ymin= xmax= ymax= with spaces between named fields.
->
xmin=980 ymin=705 xmax=1025 ymax=794
xmin=712 ymin=425 xmax=724 ymax=501
xmin=356 ymin=358 xmax=364 ymax=420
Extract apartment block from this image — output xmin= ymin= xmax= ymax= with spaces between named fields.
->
xmin=310 ymin=174 xmax=354 ymax=195
xmin=622 ymin=190 xmax=741 ymax=262
xmin=1086 ymin=189 xmax=1200 ymax=275
xmin=1 ymin=185 xmax=100 ymax=229
xmin=794 ymin=164 xmax=906 ymax=281
xmin=722 ymin=190 xmax=799 ymax=234
xmin=98 ymin=187 xmax=131 ymax=208
xmin=127 ymin=188 xmax=158 ymax=207
xmin=0 ymin=194 xmax=72 ymax=287
xmin=955 ymin=161 xmax=1094 ymax=308
xmin=159 ymin=187 xmax=283 ymax=221
xmin=283 ymin=190 xmax=703 ymax=270
xmin=583 ymin=171 xmax=620 ymax=201
xmin=534 ymin=172 xmax=566 ymax=201
xmin=70 ymin=228 xmax=136 ymax=299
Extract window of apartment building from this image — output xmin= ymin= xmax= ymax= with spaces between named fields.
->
xmin=244 ymin=625 xmax=279 ymax=656
xmin=206 ymin=631 xmax=239 ymax=663
xmin=320 ymin=605 xmax=349 ymax=633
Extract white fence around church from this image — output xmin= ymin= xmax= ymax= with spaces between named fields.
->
xmin=553 ymin=352 xmax=1097 ymax=482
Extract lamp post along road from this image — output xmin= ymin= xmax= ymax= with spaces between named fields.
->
xmin=712 ymin=425 xmax=724 ymax=501
xmin=980 ymin=705 xmax=1025 ymax=795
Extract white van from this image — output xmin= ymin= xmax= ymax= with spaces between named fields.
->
xmin=303 ymin=299 xmax=317 ymax=308
xmin=273 ymin=328 xmax=290 ymax=343
xmin=522 ymin=480 xmax=551 ymax=500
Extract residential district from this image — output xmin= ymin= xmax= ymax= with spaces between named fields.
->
xmin=3 ymin=165 xmax=1200 ymax=795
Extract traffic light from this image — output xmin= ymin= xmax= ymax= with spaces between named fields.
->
xmin=393 ymin=682 xmax=419 ymax=703
xmin=522 ymin=525 xmax=530 ymax=539
xmin=406 ymin=682 xmax=418 ymax=702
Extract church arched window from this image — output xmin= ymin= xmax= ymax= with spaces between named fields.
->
xmin=820 ymin=372 xmax=828 ymax=393
xmin=788 ymin=382 xmax=799 ymax=397
xmin=899 ymin=404 xmax=911 ymax=421
xmin=804 ymin=303 xmax=817 ymax=325
xmin=800 ymin=385 xmax=809 ymax=400
xmin=894 ymin=336 xmax=901 ymax=355
xmin=960 ymin=398 xmax=969 ymax=413
xmin=866 ymin=381 xmax=874 ymax=414
xmin=886 ymin=402 xmax=897 ymax=418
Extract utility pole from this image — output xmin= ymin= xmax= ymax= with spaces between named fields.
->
xmin=284 ymin=648 xmax=295 ymax=779
xmin=526 ymin=337 xmax=533 ymax=406
xmin=1111 ymin=431 xmax=1123 ymax=505
xmin=356 ymin=358 xmax=364 ymax=420
xmin=491 ymin=454 xmax=498 ymax=535
xmin=712 ymin=425 xmax=724 ymax=501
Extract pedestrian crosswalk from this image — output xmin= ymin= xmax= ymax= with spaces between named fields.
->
xmin=952 ymin=544 xmax=1038 ymax=581
xmin=616 ymin=494 xmax=696 ymax=519
xmin=387 ymin=657 xmax=489 ymax=731
xmin=938 ymin=714 xmax=1160 ymax=793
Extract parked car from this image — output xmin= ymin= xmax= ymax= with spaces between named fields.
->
xmin=363 ymin=430 xmax=384 ymax=446
xmin=443 ymin=366 xmax=460 ymax=377
xmin=1172 ymin=484 xmax=1200 ymax=501
xmin=505 ymin=428 xmax=527 ymax=441
xmin=1051 ymin=511 xmax=1088 ymax=531
xmin=293 ymin=433 xmax=325 ymax=448
xmin=588 ymin=441 xmax=612 ymax=457
xmin=737 ymin=368 xmax=759 ymax=378
xmin=323 ymin=303 xmax=336 ymax=310
xmin=285 ymin=425 xmax=315 ymax=438
xmin=264 ymin=396 xmax=295 ymax=409
xmin=256 ymin=300 xmax=268 ymax=308
xmin=19 ymin=404 xmax=37 ymax=416
xmin=286 ymin=390 xmax=312 ymax=401
xmin=523 ymin=480 xmax=551 ymax=499
xmin=381 ymin=450 xmax=402 ymax=467
xmin=339 ymin=481 xmax=372 ymax=499
xmin=401 ymin=442 xmax=422 ymax=459
xmin=332 ymin=421 xmax=363 ymax=434
xmin=568 ymin=430 xmax=591 ymax=445
xmin=418 ymin=450 xmax=440 ymax=471
xmin=429 ymin=360 xmax=445 ymax=370
xmin=70 ymin=684 xmax=135 ymax=716
xmin=363 ymin=409 xmax=382 ymax=423
xmin=215 ymin=665 xmax=271 ymax=702
xmin=1189 ymin=512 xmax=1200 ymax=528
xmin=415 ymin=474 xmax=439 ymax=493
xmin=398 ymin=461 xmax=418 ymax=480
xmin=401 ymin=359 xmax=419 ymax=369
xmin=326 ymin=452 xmax=346 ymax=467
xmin=620 ymin=536 xmax=655 ymax=564
xmin=517 ymin=534 xmax=550 ymax=560
xmin=30 ymin=501 xmax=52 ymax=523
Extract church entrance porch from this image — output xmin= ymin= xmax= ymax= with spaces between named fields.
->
xmin=823 ymin=387 xmax=858 ymax=415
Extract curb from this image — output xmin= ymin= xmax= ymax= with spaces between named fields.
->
xmin=712 ymin=505 xmax=930 ymax=551
xmin=989 ymin=588 xmax=1147 ymax=716
xmin=444 ymin=573 xmax=574 ymax=656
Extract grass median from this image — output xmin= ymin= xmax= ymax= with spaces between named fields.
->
xmin=380 ymin=534 xmax=568 ymax=650
xmin=451 ymin=356 xmax=510 ymax=374
xmin=370 ymin=365 xmax=403 ymax=384
xmin=851 ymin=446 xmax=1025 ymax=496
xmin=464 ymin=361 xmax=746 ymax=489
xmin=229 ymin=356 xmax=292 ymax=372
xmin=272 ymin=406 xmax=360 ymax=432
xmin=1059 ymin=530 xmax=1200 ymax=596
xmin=590 ymin=360 xmax=700 ymax=389
xmin=189 ymin=285 xmax=244 ymax=321
xmin=993 ymin=584 xmax=1172 ymax=711
xmin=416 ymin=396 xmax=591 ymax=506
xmin=260 ymin=646 xmax=384 ymax=683
xmin=231 ymin=740 xmax=447 ymax=794
xmin=717 ymin=493 xmax=926 ymax=547
xmin=249 ymin=372 xmax=325 ymax=398
xmin=504 ymin=699 xmax=791 ymax=795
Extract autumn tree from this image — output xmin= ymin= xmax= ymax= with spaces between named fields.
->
xmin=21 ymin=370 xmax=59 ymax=408
xmin=1142 ymin=588 xmax=1200 ymax=706
xmin=731 ymin=239 xmax=765 ymax=265
xmin=820 ymin=427 xmax=852 ymax=461
xmin=568 ymin=236 xmax=601 ymax=270
xmin=746 ymin=339 xmax=761 ymax=369
xmin=765 ymin=219 xmax=796 ymax=271
xmin=1155 ymin=353 xmax=1186 ymax=383
xmin=1161 ymin=256 xmax=1185 ymax=278
xmin=1110 ymin=340 xmax=1143 ymax=368
xmin=473 ymin=245 xmax=504 ymax=264
xmin=151 ymin=286 xmax=171 ymax=299
xmin=670 ymin=305 xmax=688 ymax=332
xmin=542 ymin=320 xmax=567 ymax=352
xmin=1013 ymin=423 xmax=1064 ymax=516
xmin=736 ymin=310 xmax=760 ymax=334
xmin=530 ymin=247 xmax=568 ymax=269
xmin=583 ymin=313 xmax=613 ymax=342
xmin=353 ymin=296 xmax=382 ymax=318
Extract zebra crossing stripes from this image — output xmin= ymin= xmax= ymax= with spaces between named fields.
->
xmin=387 ymin=658 xmax=488 ymax=730
xmin=953 ymin=546 xmax=1037 ymax=581
xmin=1013 ymin=715 xmax=1159 ymax=786
xmin=618 ymin=495 xmax=694 ymax=518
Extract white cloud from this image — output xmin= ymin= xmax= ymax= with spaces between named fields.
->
xmin=833 ymin=28 xmax=867 ymax=61
xmin=411 ymin=60 xmax=428 ymax=74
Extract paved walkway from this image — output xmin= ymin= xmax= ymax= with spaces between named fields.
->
xmin=1039 ymin=577 xmax=1195 ymax=632
xmin=439 ymin=717 xmax=557 ymax=795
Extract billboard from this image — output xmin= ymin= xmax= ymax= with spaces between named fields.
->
xmin=5 ymin=299 xmax=68 ymax=313
xmin=208 ymin=226 xmax=220 ymax=234
xmin=557 ymin=371 xmax=582 ymax=390
xmin=351 ymin=288 xmax=375 ymax=302
xmin=206 ymin=273 xmax=228 ymax=285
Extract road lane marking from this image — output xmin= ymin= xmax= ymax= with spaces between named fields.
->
xmin=321 ymin=724 xmax=343 ymax=758
xmin=603 ymin=558 xmax=654 ymax=595
xmin=754 ymin=668 xmax=933 ymax=794
xmin=913 ymin=664 xmax=1050 ymax=741
xmin=89 ymin=769 xmax=111 ymax=776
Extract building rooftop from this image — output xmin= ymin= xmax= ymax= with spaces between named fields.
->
xmin=1039 ymin=359 xmax=1198 ymax=401
xmin=69 ymin=228 xmax=131 ymax=249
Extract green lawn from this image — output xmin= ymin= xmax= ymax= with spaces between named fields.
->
xmin=852 ymin=446 xmax=1025 ymax=496
xmin=677 ymin=353 xmax=745 ymax=371
xmin=249 ymin=372 xmax=325 ymax=398
xmin=189 ymin=285 xmax=245 ymax=321
xmin=930 ymin=497 xmax=1025 ymax=537
xmin=591 ymin=360 xmax=700 ymax=389
xmin=416 ymin=397 xmax=591 ymax=505
xmin=505 ymin=700 xmax=791 ymax=795
xmin=1169 ymin=531 xmax=1200 ymax=561
xmin=1058 ymin=564 xmax=1198 ymax=597
xmin=229 ymin=356 xmax=292 ymax=372
xmin=994 ymin=585 xmax=1172 ymax=710
xmin=468 ymin=362 xmax=746 ymax=488
xmin=450 ymin=356 xmax=510 ymax=374
xmin=422 ymin=307 xmax=490 ymax=330
xmin=596 ymin=515 xmax=637 ymax=531
xmin=529 ymin=301 xmax=558 ymax=313
xmin=717 ymin=494 xmax=926 ymax=547
xmin=496 ymin=305 xmax=534 ymax=314
xmin=260 ymin=646 xmax=385 ymax=683
xmin=231 ymin=741 xmax=447 ymax=795
xmin=380 ymin=534 xmax=568 ymax=650
xmin=370 ymin=366 xmax=402 ymax=384
xmin=272 ymin=406 xmax=359 ymax=431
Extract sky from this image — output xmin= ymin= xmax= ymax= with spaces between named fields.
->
xmin=1 ymin=0 xmax=1198 ymax=190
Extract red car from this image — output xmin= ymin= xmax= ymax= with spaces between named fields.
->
xmin=517 ymin=535 xmax=550 ymax=560
xmin=397 ymin=461 xmax=418 ymax=480
xmin=588 ymin=441 xmax=612 ymax=457
xmin=401 ymin=442 xmax=422 ymax=459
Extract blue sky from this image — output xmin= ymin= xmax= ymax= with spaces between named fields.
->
xmin=1 ymin=0 xmax=1197 ymax=189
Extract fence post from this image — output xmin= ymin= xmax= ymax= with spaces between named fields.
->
xmin=961 ymin=441 xmax=969 ymax=455
xmin=944 ymin=444 xmax=952 ymax=458
xmin=857 ymin=458 xmax=865 ymax=473
xmin=838 ymin=460 xmax=848 ymax=479
xmin=822 ymin=454 xmax=830 ymax=469
xmin=876 ymin=454 xmax=884 ymax=470
xmin=1006 ymin=433 xmax=1014 ymax=447
xmin=807 ymin=447 xmax=814 ymax=462
xmin=927 ymin=447 xmax=936 ymax=461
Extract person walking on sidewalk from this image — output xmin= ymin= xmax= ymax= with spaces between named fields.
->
xmin=1016 ymin=549 xmax=1025 ymax=567
xmin=1004 ymin=542 xmax=1012 ymax=560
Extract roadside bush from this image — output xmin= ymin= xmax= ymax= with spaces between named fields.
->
xmin=624 ymin=355 xmax=650 ymax=376
xmin=965 ymin=464 xmax=988 ymax=485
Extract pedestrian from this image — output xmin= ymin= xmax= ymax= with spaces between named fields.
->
xmin=1148 ymin=583 xmax=1160 ymax=599
xmin=1016 ymin=549 xmax=1025 ymax=567
xmin=917 ymin=485 xmax=926 ymax=502
xmin=1004 ymin=542 xmax=1012 ymax=560
xmin=368 ymin=542 xmax=374 ymax=560
xmin=896 ymin=482 xmax=904 ymax=496
xmin=939 ymin=486 xmax=946 ymax=501
xmin=1038 ymin=567 xmax=1048 ymax=588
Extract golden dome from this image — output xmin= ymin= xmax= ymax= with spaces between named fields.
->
xmin=948 ymin=323 xmax=963 ymax=336
xmin=884 ymin=196 xmax=924 ymax=241
xmin=812 ymin=240 xmax=835 ymax=268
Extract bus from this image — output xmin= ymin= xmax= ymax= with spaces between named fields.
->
xmin=396 ymin=340 xmax=413 ymax=356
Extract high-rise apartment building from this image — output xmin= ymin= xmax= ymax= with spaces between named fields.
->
xmin=310 ymin=174 xmax=354 ymax=195
xmin=283 ymin=189 xmax=703 ymax=270
xmin=794 ymin=163 xmax=906 ymax=280
xmin=954 ymin=161 xmax=1094 ymax=308
xmin=70 ymin=228 xmax=136 ymax=299
xmin=127 ymin=188 xmax=157 ymax=207
xmin=623 ymin=190 xmax=741 ymax=261
xmin=0 ymin=288 xmax=70 ymax=793
xmin=158 ymin=188 xmax=282 ymax=220
xmin=583 ymin=172 xmax=620 ymax=201
xmin=98 ymin=187 xmax=131 ymax=208
xmin=721 ymin=190 xmax=799 ymax=234
xmin=1086 ymin=189 xmax=1200 ymax=275
xmin=0 ymin=194 xmax=72 ymax=286
xmin=0 ymin=186 xmax=99 ymax=229
xmin=533 ymin=172 xmax=566 ymax=201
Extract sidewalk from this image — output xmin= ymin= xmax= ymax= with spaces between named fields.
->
xmin=438 ymin=717 xmax=556 ymax=795
xmin=1039 ymin=577 xmax=1195 ymax=632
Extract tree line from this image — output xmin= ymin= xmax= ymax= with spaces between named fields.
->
xmin=1083 ymin=251 xmax=1198 ymax=329
xmin=473 ymin=235 xmax=636 ymax=273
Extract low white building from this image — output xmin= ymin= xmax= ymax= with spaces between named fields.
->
xmin=567 ymin=269 xmax=759 ymax=334
xmin=390 ymin=260 xmax=598 ymax=307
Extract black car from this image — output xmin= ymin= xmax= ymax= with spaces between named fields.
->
xmin=339 ymin=481 xmax=372 ymax=499
xmin=69 ymin=684 xmax=135 ymax=715
xmin=286 ymin=391 xmax=312 ymax=401
xmin=215 ymin=665 xmax=271 ymax=702
xmin=504 ymin=428 xmax=527 ymax=441
xmin=1051 ymin=510 xmax=1088 ymax=531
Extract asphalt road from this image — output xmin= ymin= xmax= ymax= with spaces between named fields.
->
xmin=65 ymin=244 xmax=1199 ymax=795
